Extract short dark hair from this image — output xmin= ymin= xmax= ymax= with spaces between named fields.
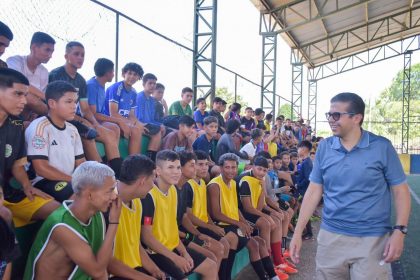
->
xmin=156 ymin=150 xmax=179 ymax=164
xmin=0 ymin=21 xmax=13 ymax=41
xmin=122 ymin=62 xmax=144 ymax=77
xmin=45 ymin=81 xmax=77 ymax=105
xmin=182 ymin=87 xmax=193 ymax=95
xmin=253 ymin=156 xmax=269 ymax=168
xmin=272 ymin=155 xmax=281 ymax=161
xmin=195 ymin=150 xmax=209 ymax=161
xmin=196 ymin=97 xmax=206 ymax=104
xmin=30 ymin=32 xmax=55 ymax=47
xmin=155 ymin=83 xmax=165 ymax=91
xmin=290 ymin=152 xmax=298 ymax=159
xmin=278 ymin=115 xmax=285 ymax=120
xmin=178 ymin=151 xmax=197 ymax=167
xmin=330 ymin=92 xmax=365 ymax=125
xmin=219 ymin=153 xmax=239 ymax=166
xmin=245 ymin=107 xmax=253 ymax=111
xmin=254 ymin=108 xmax=264 ymax=116
xmin=143 ymin=73 xmax=157 ymax=84
xmin=94 ymin=58 xmax=114 ymax=77
xmin=226 ymin=120 xmax=241 ymax=134
xmin=65 ymin=41 xmax=84 ymax=53
xmin=298 ymin=140 xmax=312 ymax=151
xmin=179 ymin=115 xmax=195 ymax=127
xmin=251 ymin=128 xmax=263 ymax=140
xmin=119 ymin=154 xmax=156 ymax=185
xmin=231 ymin=103 xmax=241 ymax=112
xmin=203 ymin=116 xmax=218 ymax=126
xmin=279 ymin=151 xmax=290 ymax=159
xmin=265 ymin=113 xmax=273 ymax=121
xmin=213 ymin=97 xmax=223 ymax=104
xmin=0 ymin=68 xmax=29 ymax=87
xmin=256 ymin=151 xmax=271 ymax=160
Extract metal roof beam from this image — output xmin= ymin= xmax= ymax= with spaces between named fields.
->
xmin=265 ymin=0 xmax=374 ymax=33
xmin=300 ymin=4 xmax=420 ymax=65
xmin=307 ymin=34 xmax=420 ymax=80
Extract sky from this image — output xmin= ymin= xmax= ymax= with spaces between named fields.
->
xmin=1 ymin=0 xmax=419 ymax=134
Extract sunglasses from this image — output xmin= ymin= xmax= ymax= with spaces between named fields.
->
xmin=325 ymin=112 xmax=355 ymax=121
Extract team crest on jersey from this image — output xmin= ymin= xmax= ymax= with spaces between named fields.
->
xmin=32 ymin=135 xmax=46 ymax=149
xmin=5 ymin=144 xmax=12 ymax=158
xmin=55 ymin=182 xmax=68 ymax=191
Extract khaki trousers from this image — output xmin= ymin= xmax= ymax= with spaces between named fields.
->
xmin=316 ymin=229 xmax=390 ymax=280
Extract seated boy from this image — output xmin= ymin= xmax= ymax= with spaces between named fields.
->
xmin=25 ymin=81 xmax=86 ymax=202
xmin=0 ymin=68 xmax=59 ymax=228
xmin=135 ymin=73 xmax=165 ymax=160
xmin=86 ymin=58 xmax=123 ymax=175
xmin=24 ymin=161 xmax=121 ymax=280
xmin=108 ymin=155 xmax=165 ymax=280
xmin=236 ymin=156 xmax=296 ymax=277
xmin=193 ymin=97 xmax=209 ymax=130
xmin=208 ymin=153 xmax=283 ymax=280
xmin=168 ymin=87 xmax=193 ymax=117
xmin=152 ymin=82 xmax=168 ymax=121
xmin=176 ymin=151 xmax=227 ymax=273
xmin=192 ymin=116 xmax=218 ymax=164
xmin=104 ymin=62 xmax=145 ymax=155
xmin=162 ymin=116 xmax=195 ymax=152
xmin=141 ymin=150 xmax=217 ymax=279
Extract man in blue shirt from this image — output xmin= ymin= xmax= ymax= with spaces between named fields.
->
xmin=104 ymin=62 xmax=145 ymax=156
xmin=289 ymin=92 xmax=411 ymax=279
xmin=135 ymin=73 xmax=163 ymax=161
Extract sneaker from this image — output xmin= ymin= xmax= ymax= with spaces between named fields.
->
xmin=302 ymin=233 xmax=314 ymax=240
xmin=276 ymin=263 xmax=298 ymax=274
xmin=283 ymin=260 xmax=296 ymax=269
xmin=283 ymin=249 xmax=290 ymax=259
xmin=274 ymin=268 xmax=289 ymax=280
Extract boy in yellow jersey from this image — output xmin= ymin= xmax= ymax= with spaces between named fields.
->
xmin=141 ymin=150 xmax=217 ymax=280
xmin=184 ymin=150 xmax=241 ymax=280
xmin=108 ymin=155 xmax=165 ymax=280
xmin=236 ymin=156 xmax=297 ymax=278
xmin=208 ymin=153 xmax=283 ymax=280
xmin=176 ymin=151 xmax=224 ymax=258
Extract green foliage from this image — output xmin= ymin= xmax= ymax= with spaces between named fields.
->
xmin=278 ymin=103 xmax=292 ymax=119
xmin=214 ymin=87 xmax=248 ymax=108
xmin=367 ymin=63 xmax=420 ymax=146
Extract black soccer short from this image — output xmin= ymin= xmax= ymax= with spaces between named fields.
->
xmin=34 ymin=179 xmax=73 ymax=202
xmin=196 ymin=226 xmax=222 ymax=241
xmin=109 ymin=267 xmax=151 ymax=279
xmin=148 ymin=247 xmax=206 ymax=280
xmin=218 ymin=224 xmax=249 ymax=251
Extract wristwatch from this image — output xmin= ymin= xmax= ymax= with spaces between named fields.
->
xmin=392 ymin=225 xmax=408 ymax=234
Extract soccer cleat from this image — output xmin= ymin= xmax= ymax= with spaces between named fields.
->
xmin=276 ymin=263 xmax=298 ymax=274
xmin=274 ymin=268 xmax=289 ymax=280
xmin=283 ymin=259 xmax=296 ymax=269
xmin=283 ymin=249 xmax=290 ymax=259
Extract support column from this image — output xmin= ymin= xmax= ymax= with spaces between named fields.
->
xmin=308 ymin=79 xmax=317 ymax=133
xmin=401 ymin=50 xmax=412 ymax=154
xmin=260 ymin=34 xmax=277 ymax=115
xmin=192 ymin=0 xmax=217 ymax=104
xmin=291 ymin=48 xmax=303 ymax=120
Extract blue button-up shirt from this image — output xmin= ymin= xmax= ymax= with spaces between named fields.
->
xmin=310 ymin=130 xmax=406 ymax=237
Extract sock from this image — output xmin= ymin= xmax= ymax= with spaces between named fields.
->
xmin=270 ymin=241 xmax=283 ymax=266
xmin=306 ymin=220 xmax=313 ymax=235
xmin=146 ymin=150 xmax=157 ymax=162
xmin=261 ymin=256 xmax=277 ymax=278
xmin=282 ymin=237 xmax=287 ymax=250
xmin=219 ymin=258 xmax=228 ymax=280
xmin=108 ymin=157 xmax=122 ymax=179
xmin=225 ymin=249 xmax=237 ymax=280
xmin=251 ymin=260 xmax=268 ymax=280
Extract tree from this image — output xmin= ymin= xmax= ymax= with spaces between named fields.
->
xmin=367 ymin=63 xmax=420 ymax=147
xmin=278 ymin=103 xmax=292 ymax=119
xmin=214 ymin=87 xmax=248 ymax=108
